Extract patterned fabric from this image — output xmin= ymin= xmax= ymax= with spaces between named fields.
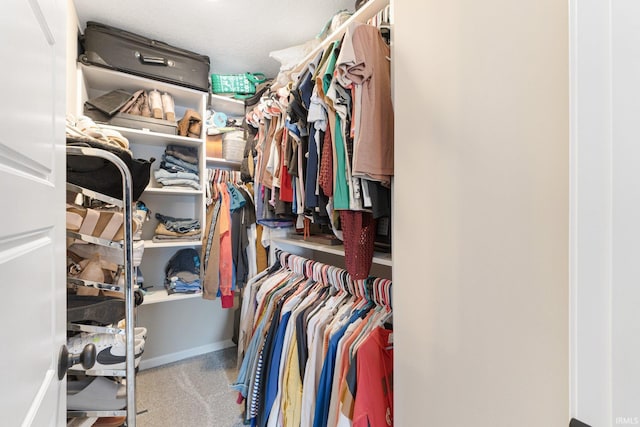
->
xmin=250 ymin=351 xmax=264 ymax=419
xmin=318 ymin=120 xmax=334 ymax=197
xmin=340 ymin=210 xmax=377 ymax=280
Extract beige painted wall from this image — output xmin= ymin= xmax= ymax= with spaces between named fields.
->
xmin=393 ymin=1 xmax=569 ymax=425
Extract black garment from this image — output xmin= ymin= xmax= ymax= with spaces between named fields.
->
xmin=346 ymin=352 xmax=358 ymax=400
xmin=365 ymin=180 xmax=392 ymax=219
xmin=166 ymin=144 xmax=198 ymax=161
xmin=241 ymin=124 xmax=258 ymax=183
xmin=231 ymin=209 xmax=249 ymax=288
xmin=274 ymin=187 xmax=293 ymax=217
xmin=298 ymin=55 xmax=318 ymax=110
xmin=314 ymin=130 xmax=330 ymax=223
xmin=238 ymin=186 xmax=257 ymax=225
xmin=164 ymin=248 xmax=200 ymax=277
xmin=231 ymin=185 xmax=258 ymax=290
xmin=263 ymin=187 xmax=274 ymax=219
xmin=288 ymin=92 xmax=308 ymax=133
xmin=295 ymin=287 xmax=329 ymax=379
xmin=304 ymin=129 xmax=320 ymax=209
xmin=286 ymin=134 xmax=297 ymax=177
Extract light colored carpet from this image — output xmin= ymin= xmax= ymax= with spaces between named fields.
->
xmin=136 ymin=347 xmax=244 ymax=427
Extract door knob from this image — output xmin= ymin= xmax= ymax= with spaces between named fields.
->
xmin=57 ymin=343 xmax=96 ymax=380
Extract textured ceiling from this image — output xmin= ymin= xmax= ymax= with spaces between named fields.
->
xmin=73 ymin=0 xmax=355 ymax=78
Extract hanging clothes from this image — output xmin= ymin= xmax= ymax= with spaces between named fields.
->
xmin=242 ymin=16 xmax=393 ymax=280
xmin=201 ymin=169 xmax=258 ymax=307
xmin=233 ymin=252 xmax=393 ymax=427
xmin=338 ymin=23 xmax=394 ymax=185
xmin=202 ymin=197 xmax=222 ymax=300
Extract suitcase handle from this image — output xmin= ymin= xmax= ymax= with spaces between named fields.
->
xmin=135 ymin=51 xmax=173 ymax=67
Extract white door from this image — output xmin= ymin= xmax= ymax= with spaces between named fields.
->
xmin=570 ymin=0 xmax=640 ymax=426
xmin=0 ymin=0 xmax=67 ymax=426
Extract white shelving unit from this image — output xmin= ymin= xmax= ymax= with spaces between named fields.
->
xmin=75 ymin=63 xmax=237 ymax=370
xmin=77 ymin=63 xmax=208 ymax=295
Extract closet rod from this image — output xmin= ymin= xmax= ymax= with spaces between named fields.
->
xmin=274 ymin=249 xmax=392 ymax=309
xmin=289 ymin=0 xmax=390 ymax=76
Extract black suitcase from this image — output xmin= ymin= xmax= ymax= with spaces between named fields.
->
xmin=80 ymin=21 xmax=210 ymax=92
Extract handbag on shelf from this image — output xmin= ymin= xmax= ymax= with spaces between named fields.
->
xmin=67 ymin=136 xmax=155 ymax=201
xmin=210 ymin=72 xmax=267 ymax=98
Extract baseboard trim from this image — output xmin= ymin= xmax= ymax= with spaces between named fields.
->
xmin=138 ymin=339 xmax=236 ymax=371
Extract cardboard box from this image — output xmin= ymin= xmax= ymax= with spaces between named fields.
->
xmin=206 ymin=134 xmax=223 ymax=158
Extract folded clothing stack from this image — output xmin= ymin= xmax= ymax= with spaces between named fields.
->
xmin=154 ymin=144 xmax=200 ymax=190
xmin=164 ymin=248 xmax=201 ymax=295
xmin=153 ymin=212 xmax=201 ymax=243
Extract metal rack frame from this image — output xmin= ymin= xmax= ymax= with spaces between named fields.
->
xmin=66 ymin=145 xmax=137 ymax=427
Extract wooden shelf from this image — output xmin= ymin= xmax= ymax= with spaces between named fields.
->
xmin=141 ymin=289 xmax=202 ymax=305
xmin=143 ymin=240 xmax=202 ymax=249
xmin=271 ymin=237 xmax=392 ymax=266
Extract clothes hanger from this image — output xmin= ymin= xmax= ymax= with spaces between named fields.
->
xmin=303 ymin=259 xmax=312 ymax=280
xmin=373 ymin=277 xmax=382 ymax=307
xmin=320 ymin=264 xmax=329 ymax=287
xmin=365 ymin=277 xmax=375 ymax=306
xmin=288 ymin=253 xmax=297 ymax=275
xmin=310 ymin=260 xmax=320 ymax=283
xmin=383 ymin=279 xmax=392 ymax=310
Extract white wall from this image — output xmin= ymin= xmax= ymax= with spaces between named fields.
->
xmin=66 ymin=0 xmax=79 ymax=115
xmin=137 ymin=298 xmax=235 ymax=370
xmin=393 ymin=1 xmax=569 ymax=425
xmin=570 ymin=0 xmax=640 ymax=425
